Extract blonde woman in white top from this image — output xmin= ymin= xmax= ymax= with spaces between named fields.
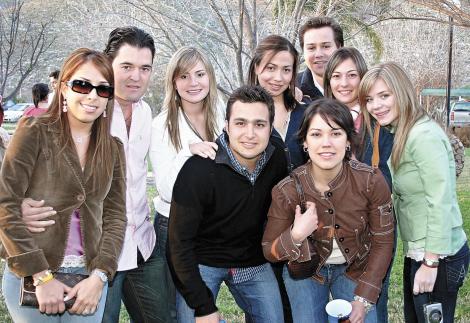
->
xmin=149 ymin=46 xmax=224 ymax=318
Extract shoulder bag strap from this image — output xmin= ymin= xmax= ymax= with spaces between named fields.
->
xmin=372 ymin=124 xmax=381 ymax=169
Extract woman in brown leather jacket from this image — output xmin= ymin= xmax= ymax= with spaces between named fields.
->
xmin=262 ymin=98 xmax=394 ymax=323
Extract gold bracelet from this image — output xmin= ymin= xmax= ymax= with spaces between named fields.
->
xmin=33 ymin=270 xmax=54 ymax=287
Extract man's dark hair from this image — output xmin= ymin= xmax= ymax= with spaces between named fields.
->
xmin=226 ymin=86 xmax=275 ymax=126
xmin=32 ymin=83 xmax=49 ymax=107
xmin=298 ymin=16 xmax=344 ymax=49
xmin=104 ymin=26 xmax=155 ymax=61
xmin=49 ymin=70 xmax=60 ymax=79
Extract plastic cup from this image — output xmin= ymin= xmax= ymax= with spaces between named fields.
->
xmin=325 ymin=299 xmax=352 ymax=322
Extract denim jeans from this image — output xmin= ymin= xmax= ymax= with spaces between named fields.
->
xmin=282 ymin=263 xmax=377 ymax=323
xmin=375 ymin=222 xmax=398 ymax=323
xmin=176 ymin=263 xmax=283 ymax=323
xmin=2 ymin=264 xmax=107 ymax=323
xmin=403 ymin=241 xmax=469 ymax=323
xmin=102 ymin=212 xmax=176 ymax=323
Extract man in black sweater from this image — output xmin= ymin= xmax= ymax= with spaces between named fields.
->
xmin=168 ymin=86 xmax=288 ymax=323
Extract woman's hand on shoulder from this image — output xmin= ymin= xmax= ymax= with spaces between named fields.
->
xmin=35 ymin=276 xmax=71 ymax=314
xmin=189 ymin=141 xmax=218 ymax=160
xmin=67 ymin=274 xmax=105 ymax=315
xmin=291 ymin=201 xmax=318 ymax=243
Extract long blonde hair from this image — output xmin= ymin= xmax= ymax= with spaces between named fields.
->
xmin=163 ymin=47 xmax=219 ymax=151
xmin=358 ymin=62 xmax=426 ymax=170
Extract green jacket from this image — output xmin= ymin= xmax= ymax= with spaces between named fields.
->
xmin=391 ymin=116 xmax=466 ymax=255
xmin=0 ymin=117 xmax=127 ymax=279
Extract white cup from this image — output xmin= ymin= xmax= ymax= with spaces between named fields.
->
xmin=325 ymin=299 xmax=352 ymax=322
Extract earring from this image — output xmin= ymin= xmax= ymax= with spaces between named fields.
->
xmin=62 ymin=99 xmax=68 ymax=112
xmin=103 ymin=109 xmax=107 ymax=118
xmin=346 ymin=145 xmax=351 ymax=152
xmin=303 ymin=146 xmax=308 ymax=152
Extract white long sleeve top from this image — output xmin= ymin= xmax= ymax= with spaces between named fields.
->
xmin=150 ymin=107 xmax=224 ymax=218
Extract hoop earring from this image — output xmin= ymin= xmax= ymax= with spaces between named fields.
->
xmin=303 ymin=146 xmax=308 ymax=152
xmin=346 ymin=145 xmax=351 ymax=152
xmin=62 ymin=99 xmax=68 ymax=112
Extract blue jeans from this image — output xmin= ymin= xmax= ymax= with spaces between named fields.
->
xmin=403 ymin=242 xmax=469 ymax=323
xmin=282 ymin=263 xmax=377 ymax=323
xmin=375 ymin=222 xmax=398 ymax=323
xmin=176 ymin=263 xmax=283 ymax=323
xmin=2 ymin=265 xmax=107 ymax=323
xmin=102 ymin=212 xmax=177 ymax=323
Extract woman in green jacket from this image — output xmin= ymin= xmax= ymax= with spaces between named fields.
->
xmin=359 ymin=61 xmax=468 ymax=323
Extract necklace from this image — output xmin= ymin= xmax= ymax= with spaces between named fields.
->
xmin=182 ymin=110 xmax=205 ymax=141
xmin=72 ymin=132 xmax=92 ymax=144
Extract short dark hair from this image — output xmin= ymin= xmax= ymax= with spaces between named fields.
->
xmin=32 ymin=83 xmax=49 ymax=107
xmin=49 ymin=70 xmax=60 ymax=79
xmin=297 ymin=98 xmax=357 ymax=160
xmin=104 ymin=26 xmax=155 ymax=62
xmin=247 ymin=35 xmax=299 ymax=111
xmin=226 ymin=86 xmax=275 ymax=126
xmin=299 ymin=16 xmax=344 ymax=49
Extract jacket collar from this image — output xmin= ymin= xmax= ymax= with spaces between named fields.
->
xmin=304 ymin=160 xmax=347 ymax=194
xmin=215 ymin=131 xmax=276 ymax=171
xmin=298 ymin=69 xmax=323 ymax=99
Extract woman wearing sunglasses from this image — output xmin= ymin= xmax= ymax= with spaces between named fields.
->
xmin=149 ymin=46 xmax=224 ymax=320
xmin=0 ymin=48 xmax=127 ymax=322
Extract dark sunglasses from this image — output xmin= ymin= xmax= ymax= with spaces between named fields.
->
xmin=66 ymin=80 xmax=114 ymax=99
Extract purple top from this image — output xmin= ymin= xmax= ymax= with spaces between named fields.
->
xmin=64 ymin=209 xmax=84 ymax=256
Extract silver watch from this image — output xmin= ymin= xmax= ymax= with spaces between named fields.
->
xmin=353 ymin=295 xmax=373 ymax=313
xmin=92 ymin=269 xmax=108 ymax=283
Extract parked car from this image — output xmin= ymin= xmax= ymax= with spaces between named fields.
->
xmin=3 ymin=103 xmax=33 ymax=122
xmin=449 ymin=101 xmax=470 ymax=128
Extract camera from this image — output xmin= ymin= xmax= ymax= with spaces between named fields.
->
xmin=423 ymin=302 xmax=443 ymax=323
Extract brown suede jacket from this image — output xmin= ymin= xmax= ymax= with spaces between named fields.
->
xmin=0 ymin=117 xmax=127 ymax=279
xmin=262 ymin=160 xmax=394 ymax=303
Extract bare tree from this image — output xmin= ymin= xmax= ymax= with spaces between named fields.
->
xmin=0 ymin=0 xmax=56 ymax=101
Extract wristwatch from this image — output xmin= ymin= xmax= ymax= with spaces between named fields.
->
xmin=353 ymin=295 xmax=373 ymax=313
xmin=422 ymin=258 xmax=439 ymax=268
xmin=92 ymin=269 xmax=108 ymax=284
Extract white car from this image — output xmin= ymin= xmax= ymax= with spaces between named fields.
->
xmin=449 ymin=101 xmax=470 ymax=128
xmin=3 ymin=103 xmax=33 ymax=122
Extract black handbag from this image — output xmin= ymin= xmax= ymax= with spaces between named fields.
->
xmin=20 ymin=273 xmax=88 ymax=308
xmin=286 ymin=172 xmax=320 ymax=280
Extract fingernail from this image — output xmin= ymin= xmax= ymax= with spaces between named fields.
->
xmin=51 ymin=221 xmax=55 ymax=224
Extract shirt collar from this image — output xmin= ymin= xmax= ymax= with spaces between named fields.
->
xmin=215 ymin=132 xmax=274 ymax=185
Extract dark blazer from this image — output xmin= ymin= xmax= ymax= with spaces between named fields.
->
xmin=359 ymin=123 xmax=394 ymax=190
xmin=0 ymin=118 xmax=127 ymax=279
xmin=296 ymin=68 xmax=323 ymax=101
xmin=272 ymin=102 xmax=308 ymax=172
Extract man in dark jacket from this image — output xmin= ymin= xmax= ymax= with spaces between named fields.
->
xmin=168 ymin=86 xmax=288 ymax=323
xmin=296 ymin=17 xmax=344 ymax=100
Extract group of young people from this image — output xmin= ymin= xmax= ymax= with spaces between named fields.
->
xmin=0 ymin=15 xmax=467 ymax=323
